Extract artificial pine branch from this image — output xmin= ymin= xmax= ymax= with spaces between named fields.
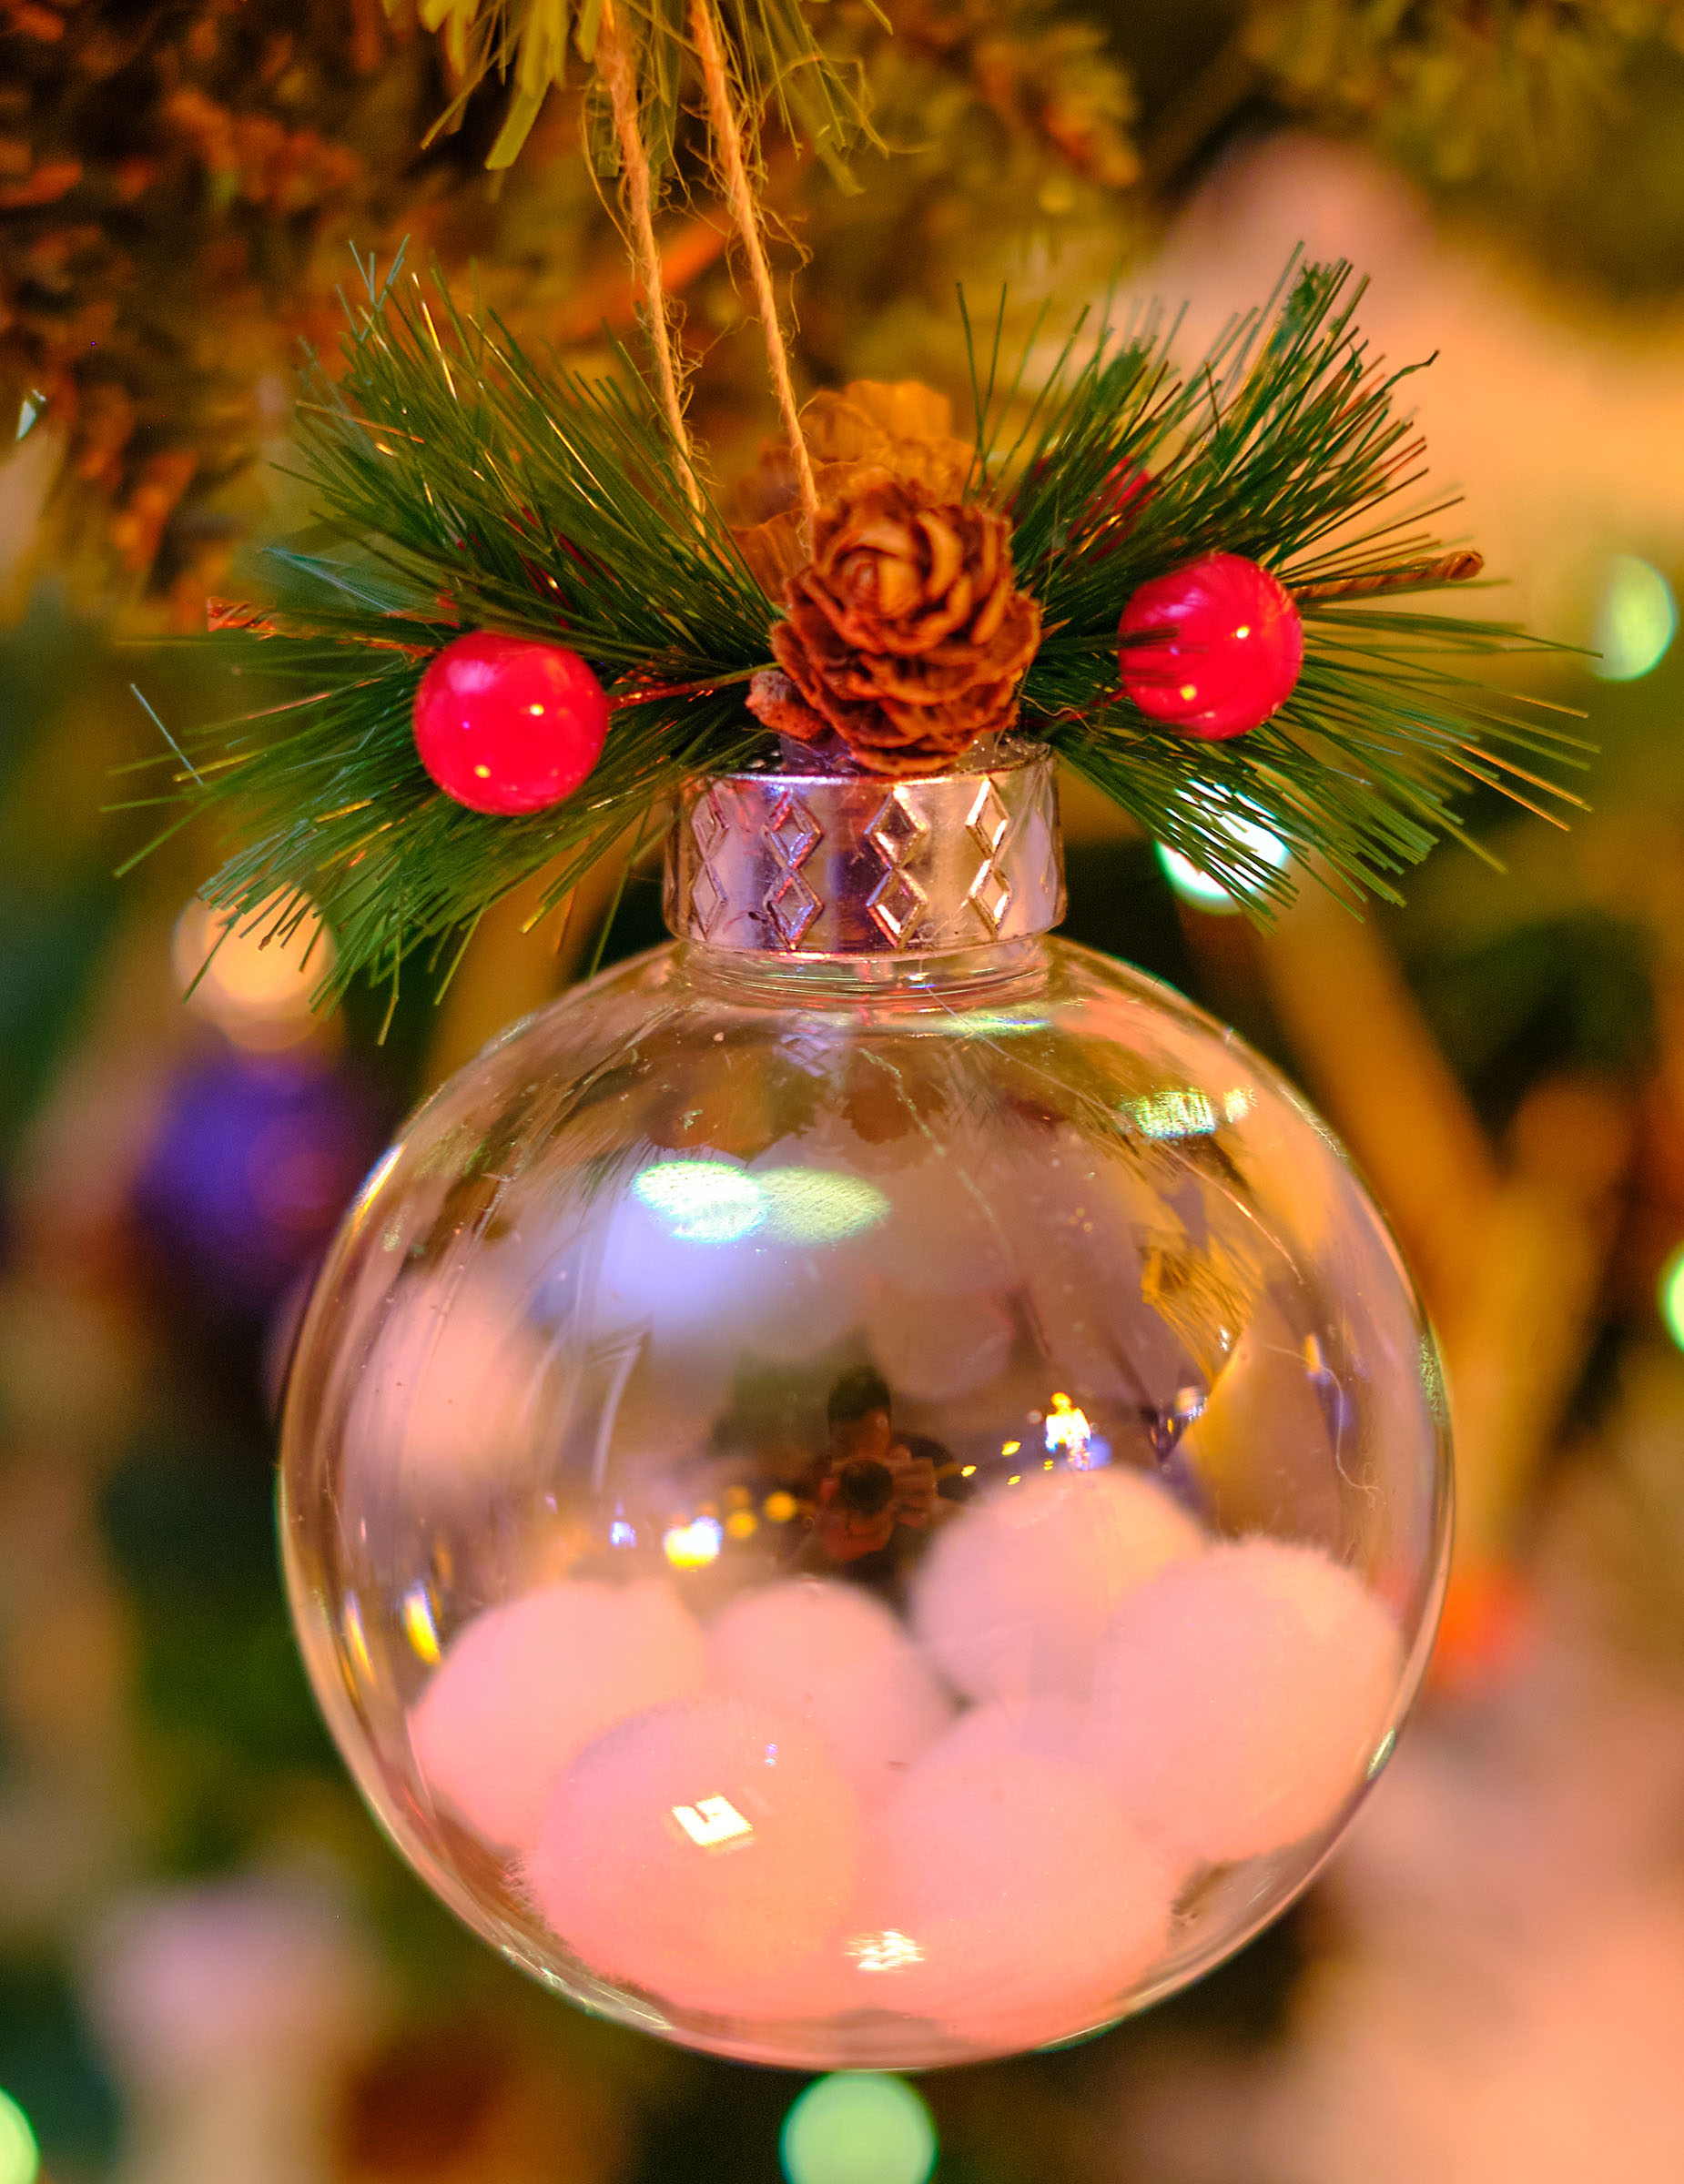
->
xmin=999 ymin=258 xmax=1587 ymax=905
xmin=142 ymin=255 xmax=1587 ymax=1003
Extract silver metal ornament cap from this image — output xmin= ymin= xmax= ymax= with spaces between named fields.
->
xmin=664 ymin=737 xmax=1064 ymax=957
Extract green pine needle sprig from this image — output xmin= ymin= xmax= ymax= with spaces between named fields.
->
xmin=132 ymin=253 xmax=1588 ymax=1006
xmin=982 ymin=257 xmax=1588 ymax=909
xmin=125 ymin=258 xmax=770 ymax=1005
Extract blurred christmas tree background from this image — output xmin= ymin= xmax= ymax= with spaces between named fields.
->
xmin=7 ymin=1 xmax=1684 ymax=2178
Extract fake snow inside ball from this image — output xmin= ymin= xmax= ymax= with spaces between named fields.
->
xmin=864 ymin=1288 xmax=1016 ymax=1403
xmin=911 ymin=1469 xmax=1204 ymax=1704
xmin=525 ymin=1695 xmax=860 ymax=2014
xmin=706 ymin=1581 xmax=951 ymax=1805
xmin=874 ymin=1746 xmax=1179 ymax=2051
xmin=410 ymin=1580 xmax=706 ymax=1850
xmin=934 ymin=1694 xmax=1088 ymax=1772
xmin=1085 ymin=1537 xmax=1403 ymax=1864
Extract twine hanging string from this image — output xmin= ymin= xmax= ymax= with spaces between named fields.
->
xmin=690 ymin=0 xmax=819 ymax=534
xmin=596 ymin=0 xmax=702 ymax=512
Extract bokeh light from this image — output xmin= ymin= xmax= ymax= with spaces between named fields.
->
xmin=0 ymin=2091 xmax=39 ymax=2184
xmin=1155 ymin=814 xmax=1289 ymax=915
xmin=173 ymin=894 xmax=337 ymax=1050
xmin=1591 ymin=555 xmax=1677 ymax=682
xmin=1657 ymin=1241 xmax=1684 ymax=1348
xmin=780 ymin=2073 xmax=937 ymax=2184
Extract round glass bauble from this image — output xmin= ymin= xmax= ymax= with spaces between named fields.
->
xmin=279 ymin=933 xmax=1448 ymax=2068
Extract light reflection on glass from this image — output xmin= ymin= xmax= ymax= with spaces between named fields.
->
xmin=760 ymin=1169 xmax=889 ymax=1245
xmin=1044 ymin=1391 xmax=1092 ymax=1461
xmin=663 ymin=1515 xmax=725 ymax=1569
xmin=341 ymin=1595 xmax=372 ymax=1682
xmin=633 ymin=1160 xmax=764 ymax=1243
xmin=671 ymin=1795 xmax=755 ymax=1848
xmin=633 ymin=1161 xmax=888 ymax=1247
xmin=1129 ymin=1087 xmax=1218 ymax=1138
xmin=401 ymin=1583 xmax=441 ymax=1664
xmin=945 ymin=1010 xmax=1049 ymax=1037
xmin=848 ymin=1928 xmax=923 ymax=1973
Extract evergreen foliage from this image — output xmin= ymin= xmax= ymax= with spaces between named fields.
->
xmin=992 ymin=261 xmax=1585 ymax=906
xmin=132 ymin=254 xmax=1584 ymax=1002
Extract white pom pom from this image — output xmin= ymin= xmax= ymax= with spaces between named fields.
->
xmin=706 ymin=1580 xmax=950 ymax=1804
xmin=526 ymin=1695 xmax=860 ymax=2015
xmin=910 ymin=1468 xmax=1204 ymax=1703
xmin=868 ymin=1747 xmax=1179 ymax=2052
xmin=864 ymin=1289 xmax=1015 ymax=1402
xmin=932 ymin=1695 xmax=1087 ymax=1773
xmin=410 ymin=1579 xmax=705 ymax=1850
xmin=1086 ymin=1538 xmax=1404 ymax=1863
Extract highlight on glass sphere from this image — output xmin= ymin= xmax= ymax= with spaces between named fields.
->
xmin=280 ymin=935 xmax=1449 ymax=2068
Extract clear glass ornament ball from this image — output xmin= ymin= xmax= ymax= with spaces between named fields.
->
xmin=280 ymin=931 xmax=1449 ymax=2068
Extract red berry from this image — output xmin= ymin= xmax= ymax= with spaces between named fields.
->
xmin=1118 ymin=553 xmax=1304 ymax=740
xmin=413 ymin=632 xmax=609 ymax=814
xmin=1018 ymin=455 xmax=1151 ymax=554
xmin=1088 ymin=458 xmax=1152 ymax=540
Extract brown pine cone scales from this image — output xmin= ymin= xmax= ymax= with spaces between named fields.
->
xmin=751 ymin=475 xmax=1042 ymax=777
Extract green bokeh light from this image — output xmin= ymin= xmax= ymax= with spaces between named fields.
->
xmin=1592 ymin=555 xmax=1677 ymax=682
xmin=1657 ymin=1241 xmax=1684 ymax=1349
xmin=780 ymin=2073 xmax=937 ymax=2184
xmin=1155 ymin=814 xmax=1289 ymax=916
xmin=0 ymin=2091 xmax=39 ymax=2184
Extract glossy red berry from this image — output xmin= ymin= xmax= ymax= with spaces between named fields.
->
xmin=1118 ymin=553 xmax=1304 ymax=740
xmin=413 ymin=632 xmax=609 ymax=814
xmin=1017 ymin=456 xmax=1151 ymax=554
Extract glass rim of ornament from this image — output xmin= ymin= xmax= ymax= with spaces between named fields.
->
xmin=664 ymin=735 xmax=1066 ymax=993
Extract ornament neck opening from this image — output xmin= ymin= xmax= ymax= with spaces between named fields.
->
xmin=663 ymin=737 xmax=1064 ymax=969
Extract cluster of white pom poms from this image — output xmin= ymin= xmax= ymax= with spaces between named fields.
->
xmin=409 ymin=1471 xmax=1402 ymax=2053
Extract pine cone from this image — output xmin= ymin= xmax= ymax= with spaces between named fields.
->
xmin=750 ymin=474 xmax=1041 ymax=777
xmin=731 ymin=380 xmax=975 ymax=599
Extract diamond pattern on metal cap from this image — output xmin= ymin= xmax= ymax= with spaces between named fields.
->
xmin=666 ymin=743 xmax=1060 ymax=956
xmin=965 ymin=777 xmax=1017 ymax=935
xmin=867 ymin=787 xmax=932 ymax=946
xmin=688 ymin=786 xmax=729 ymax=937
xmin=763 ymin=789 xmax=823 ymax=948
